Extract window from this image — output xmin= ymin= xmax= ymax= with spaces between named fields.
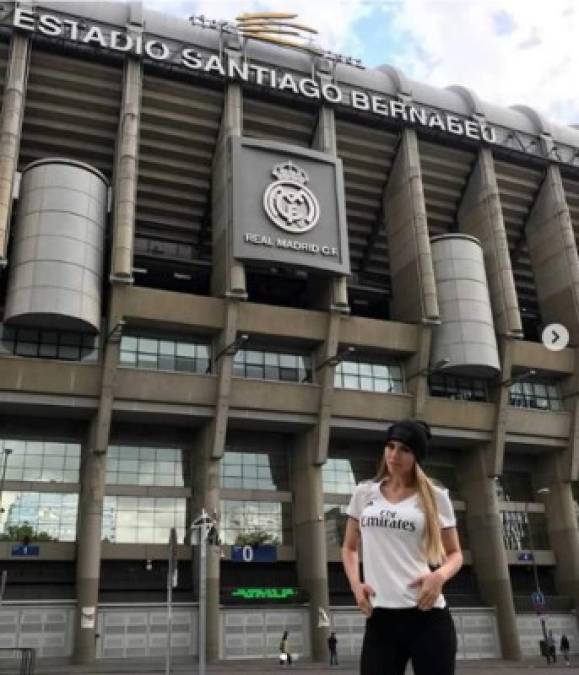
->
xmin=221 ymin=450 xmax=288 ymax=490
xmin=106 ymin=446 xmax=186 ymax=487
xmin=0 ymin=440 xmax=80 ymax=483
xmin=233 ymin=349 xmax=311 ymax=383
xmin=102 ymin=496 xmax=186 ymax=544
xmin=324 ymin=503 xmax=348 ymax=546
xmin=509 ymin=381 xmax=562 ymax=411
xmin=220 ymin=499 xmax=292 ymax=545
xmin=501 ymin=510 xmax=549 ymax=551
xmin=323 ymin=456 xmax=377 ymax=494
xmin=429 ymin=374 xmax=489 ymax=401
xmin=0 ymin=324 xmax=98 ymax=362
xmin=0 ymin=492 xmax=78 ymax=542
xmin=497 ymin=472 xmax=534 ymax=502
xmin=323 ymin=458 xmax=357 ymax=495
xmin=334 ymin=361 xmax=403 ymax=393
xmin=119 ymin=335 xmax=210 ymax=374
xmin=423 ymin=465 xmax=460 ymax=500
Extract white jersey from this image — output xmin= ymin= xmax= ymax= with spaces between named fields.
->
xmin=346 ymin=480 xmax=456 ymax=609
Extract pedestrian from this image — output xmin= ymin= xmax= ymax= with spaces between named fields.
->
xmin=547 ymin=630 xmax=557 ymax=664
xmin=279 ymin=630 xmax=292 ymax=666
xmin=328 ymin=631 xmax=338 ymax=665
xmin=560 ymin=633 xmax=571 ymax=666
xmin=342 ymin=419 xmax=463 ymax=675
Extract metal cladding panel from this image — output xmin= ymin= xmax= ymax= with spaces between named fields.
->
xmin=4 ymin=159 xmax=108 ymax=333
xmin=430 ymin=234 xmax=500 ymax=378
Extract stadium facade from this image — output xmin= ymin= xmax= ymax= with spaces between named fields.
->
xmin=1 ymin=0 xmax=579 ymax=665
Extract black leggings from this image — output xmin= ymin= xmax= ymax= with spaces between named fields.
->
xmin=360 ymin=607 xmax=457 ymax=675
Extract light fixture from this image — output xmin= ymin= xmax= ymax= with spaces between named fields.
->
xmin=498 ymin=368 xmax=536 ymax=388
xmin=405 ymin=357 xmax=450 ymax=383
xmin=105 ymin=320 xmax=126 ymax=344
xmin=302 ymin=346 xmax=355 ymax=383
xmin=214 ymin=334 xmax=249 ymax=363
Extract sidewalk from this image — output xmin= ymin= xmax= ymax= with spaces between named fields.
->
xmin=10 ymin=657 xmax=578 ymax=675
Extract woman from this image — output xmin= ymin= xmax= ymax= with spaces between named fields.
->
xmin=342 ymin=419 xmax=463 ymax=675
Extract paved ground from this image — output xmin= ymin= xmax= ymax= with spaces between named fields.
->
xmin=5 ymin=657 xmax=577 ymax=675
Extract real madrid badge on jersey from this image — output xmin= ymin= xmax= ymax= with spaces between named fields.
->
xmin=231 ymin=137 xmax=350 ymax=275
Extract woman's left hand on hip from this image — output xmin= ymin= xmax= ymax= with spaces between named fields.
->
xmin=409 ymin=569 xmax=445 ymax=610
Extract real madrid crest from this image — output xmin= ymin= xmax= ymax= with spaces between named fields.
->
xmin=263 ymin=161 xmax=320 ymax=234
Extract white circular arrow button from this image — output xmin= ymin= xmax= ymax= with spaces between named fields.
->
xmin=541 ymin=323 xmax=569 ymax=351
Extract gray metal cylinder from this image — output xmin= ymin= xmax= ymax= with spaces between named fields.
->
xmin=430 ymin=234 xmax=500 ymax=378
xmin=4 ymin=159 xmax=108 ymax=333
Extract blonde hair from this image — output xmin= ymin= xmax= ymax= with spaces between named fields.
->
xmin=374 ymin=454 xmax=446 ymax=566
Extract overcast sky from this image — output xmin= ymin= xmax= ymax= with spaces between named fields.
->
xmin=138 ymin=0 xmax=578 ymax=126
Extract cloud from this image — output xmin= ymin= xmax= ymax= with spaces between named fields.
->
xmin=139 ymin=0 xmax=578 ymax=126
xmin=386 ymin=0 xmax=579 ymax=125
xmin=141 ymin=0 xmax=373 ymax=55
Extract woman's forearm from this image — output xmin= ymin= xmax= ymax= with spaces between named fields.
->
xmin=436 ymin=551 xmax=463 ymax=584
xmin=342 ymin=546 xmax=361 ymax=591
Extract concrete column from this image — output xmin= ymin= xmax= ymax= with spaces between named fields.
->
xmin=191 ymin=424 xmax=222 ymax=662
xmin=74 ymin=289 xmax=125 ymax=663
xmin=383 ymin=129 xmax=439 ymax=323
xmin=560 ymin=346 xmax=579 ymax=482
xmin=536 ymin=453 xmax=579 ymax=610
xmin=211 ymin=54 xmax=246 ymax=299
xmin=311 ymin=100 xmax=349 ymax=313
xmin=488 ymin=336 xmax=515 ymax=477
xmin=292 ymin=308 xmax=341 ymax=660
xmin=0 ymin=31 xmax=30 ymax=266
xmin=526 ymin=165 xmax=579 ymax=343
xmin=459 ymin=445 xmax=521 ymax=660
xmin=408 ymin=325 xmax=433 ymax=418
xmin=110 ymin=50 xmax=142 ymax=283
xmin=187 ymin=298 xmax=239 ymax=661
xmin=457 ymin=149 xmax=522 ymax=337
xmin=292 ymin=429 xmax=331 ymax=661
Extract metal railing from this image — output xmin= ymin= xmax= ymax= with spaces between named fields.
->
xmin=0 ymin=648 xmax=35 ymax=674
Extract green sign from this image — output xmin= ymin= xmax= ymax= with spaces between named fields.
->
xmin=231 ymin=587 xmax=298 ymax=600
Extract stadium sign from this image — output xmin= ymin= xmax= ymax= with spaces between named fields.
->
xmin=13 ymin=7 xmax=496 ymax=144
xmin=231 ymin=138 xmax=350 ymax=275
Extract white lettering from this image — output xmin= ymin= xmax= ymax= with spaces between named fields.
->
xmin=464 ymin=120 xmax=481 ymax=140
xmin=268 ymin=69 xmax=277 ymax=88
xmin=181 ymin=48 xmax=203 ymax=70
xmin=321 ymin=246 xmax=338 ymax=257
xmin=351 ymin=90 xmax=370 ymax=110
xmin=62 ymin=19 xmax=79 ymax=41
xmin=39 ymin=15 xmax=62 ymax=37
xmin=390 ymin=100 xmax=407 ymax=120
xmin=13 ymin=7 xmax=35 ymax=31
xmin=276 ymin=238 xmax=320 ymax=254
xmin=408 ymin=106 xmax=428 ymax=125
xmin=245 ymin=233 xmax=274 ymax=246
xmin=82 ymin=26 xmax=106 ymax=48
xmin=204 ymin=54 xmax=225 ymax=75
xmin=446 ymin=115 xmax=464 ymax=135
xmin=110 ymin=30 xmax=133 ymax=52
xmin=428 ymin=112 xmax=445 ymax=131
xmin=251 ymin=65 xmax=269 ymax=85
xmin=228 ymin=58 xmax=249 ymax=81
xmin=322 ymin=83 xmax=342 ymax=103
xmin=298 ymin=78 xmax=320 ymax=99
xmin=278 ymin=72 xmax=299 ymax=94
xmin=371 ymin=95 xmax=388 ymax=116
xmin=145 ymin=40 xmax=170 ymax=60
xmin=481 ymin=125 xmax=497 ymax=144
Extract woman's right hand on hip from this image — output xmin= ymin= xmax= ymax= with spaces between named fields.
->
xmin=353 ymin=582 xmax=375 ymax=617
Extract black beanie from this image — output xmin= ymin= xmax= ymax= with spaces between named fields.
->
xmin=385 ymin=419 xmax=432 ymax=464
